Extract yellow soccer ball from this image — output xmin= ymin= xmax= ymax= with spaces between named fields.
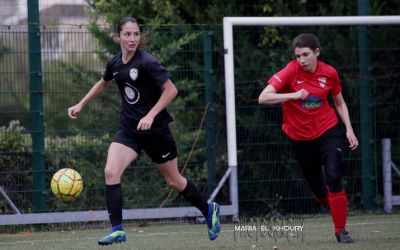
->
xmin=51 ymin=168 xmax=83 ymax=201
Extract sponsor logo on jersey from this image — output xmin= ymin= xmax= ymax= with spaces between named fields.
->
xmin=124 ymin=82 xmax=140 ymax=104
xmin=129 ymin=68 xmax=138 ymax=81
xmin=301 ymin=96 xmax=322 ymax=109
xmin=318 ymin=77 xmax=326 ymax=88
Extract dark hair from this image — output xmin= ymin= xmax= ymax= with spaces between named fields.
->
xmin=115 ymin=16 xmax=147 ymax=48
xmin=116 ymin=16 xmax=139 ymax=34
xmin=292 ymin=33 xmax=321 ymax=51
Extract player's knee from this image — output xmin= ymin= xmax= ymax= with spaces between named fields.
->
xmin=326 ymin=171 xmax=342 ymax=192
xmin=165 ymin=176 xmax=186 ymax=191
xmin=104 ymin=166 xmax=120 ymax=182
xmin=165 ymin=179 xmax=180 ymax=190
xmin=325 ymin=152 xmax=343 ymax=192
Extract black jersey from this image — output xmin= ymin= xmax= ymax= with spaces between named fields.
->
xmin=103 ymin=49 xmax=174 ymax=133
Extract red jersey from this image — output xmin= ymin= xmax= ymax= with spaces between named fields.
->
xmin=267 ymin=60 xmax=342 ymax=140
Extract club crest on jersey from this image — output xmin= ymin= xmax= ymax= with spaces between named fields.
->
xmin=318 ymin=77 xmax=327 ymax=88
xmin=129 ymin=68 xmax=138 ymax=81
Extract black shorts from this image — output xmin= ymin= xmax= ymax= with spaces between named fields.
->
xmin=290 ymin=124 xmax=345 ymax=192
xmin=112 ymin=127 xmax=177 ymax=164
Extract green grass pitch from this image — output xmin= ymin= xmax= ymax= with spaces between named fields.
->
xmin=1 ymin=214 xmax=399 ymax=250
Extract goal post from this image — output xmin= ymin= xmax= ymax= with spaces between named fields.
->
xmin=382 ymin=138 xmax=400 ymax=213
xmin=223 ymin=15 xmax=400 ymax=217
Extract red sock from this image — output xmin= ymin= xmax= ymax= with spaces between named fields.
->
xmin=328 ymin=189 xmax=347 ymax=234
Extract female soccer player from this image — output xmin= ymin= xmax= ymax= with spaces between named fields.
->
xmin=68 ymin=16 xmax=220 ymax=245
xmin=258 ymin=33 xmax=358 ymax=243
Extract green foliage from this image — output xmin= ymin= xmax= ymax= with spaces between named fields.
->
xmin=0 ymin=121 xmax=32 ymax=214
xmin=0 ymin=44 xmax=11 ymax=61
xmin=0 ymin=121 xmax=167 ymax=212
xmin=85 ymin=1 xmax=224 ymax=203
xmin=0 ymin=34 xmax=30 ymax=128
xmin=45 ymin=133 xmax=108 ymax=211
xmin=1 ymin=0 xmax=400 ymax=216
xmin=44 ymin=62 xmax=120 ymax=134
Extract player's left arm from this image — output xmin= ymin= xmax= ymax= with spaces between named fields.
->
xmin=137 ymin=79 xmax=178 ymax=130
xmin=333 ymin=93 xmax=359 ymax=150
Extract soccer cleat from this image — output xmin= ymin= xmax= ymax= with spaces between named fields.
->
xmin=335 ymin=228 xmax=353 ymax=243
xmin=205 ymin=202 xmax=221 ymax=240
xmin=97 ymin=230 xmax=126 ymax=246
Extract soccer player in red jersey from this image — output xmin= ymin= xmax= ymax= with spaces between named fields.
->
xmin=258 ymin=33 xmax=358 ymax=243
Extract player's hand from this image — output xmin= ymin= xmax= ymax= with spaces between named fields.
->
xmin=137 ymin=114 xmax=154 ymax=131
xmin=293 ymin=89 xmax=309 ymax=100
xmin=346 ymin=129 xmax=359 ymax=150
xmin=68 ymin=104 xmax=82 ymax=119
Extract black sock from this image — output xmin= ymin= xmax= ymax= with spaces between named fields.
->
xmin=180 ymin=180 xmax=209 ymax=216
xmin=106 ymin=183 xmax=123 ymax=227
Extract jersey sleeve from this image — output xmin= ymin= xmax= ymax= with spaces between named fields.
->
xmin=144 ymin=56 xmax=171 ymax=87
xmin=267 ymin=62 xmax=295 ymax=92
xmin=102 ymin=58 xmax=114 ymax=81
xmin=331 ymin=68 xmax=342 ymax=95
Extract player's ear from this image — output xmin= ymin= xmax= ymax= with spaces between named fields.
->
xmin=115 ymin=32 xmax=120 ymax=43
xmin=314 ymin=48 xmax=320 ymax=57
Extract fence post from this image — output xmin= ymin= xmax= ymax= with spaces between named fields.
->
xmin=203 ymin=30 xmax=216 ymax=196
xmin=358 ymin=0 xmax=376 ymax=210
xmin=28 ymin=0 xmax=46 ymax=212
xmin=382 ymin=138 xmax=392 ymax=213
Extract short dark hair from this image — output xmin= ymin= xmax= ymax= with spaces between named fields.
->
xmin=116 ymin=16 xmax=139 ymax=34
xmin=292 ymin=33 xmax=320 ymax=51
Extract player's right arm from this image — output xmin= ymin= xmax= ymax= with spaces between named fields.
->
xmin=68 ymin=78 xmax=111 ymax=119
xmin=258 ymin=84 xmax=308 ymax=105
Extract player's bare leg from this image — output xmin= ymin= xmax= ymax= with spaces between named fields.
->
xmin=157 ymin=158 xmax=221 ymax=240
xmin=98 ymin=142 xmax=137 ymax=246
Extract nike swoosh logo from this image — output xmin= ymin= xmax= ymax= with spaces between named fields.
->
xmin=296 ymin=80 xmax=304 ymax=84
xmin=273 ymin=75 xmax=282 ymax=83
xmin=113 ymin=72 xmax=119 ymax=76
xmin=162 ymin=152 xmax=170 ymax=158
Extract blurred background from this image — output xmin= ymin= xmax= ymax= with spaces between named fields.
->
xmin=0 ymin=0 xmax=399 ymax=229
